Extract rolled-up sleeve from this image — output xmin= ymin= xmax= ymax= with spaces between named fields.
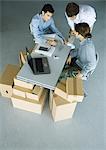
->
xmin=81 ymin=61 xmax=94 ymax=76
xmin=30 ymin=19 xmax=46 ymax=44
xmin=80 ymin=44 xmax=96 ymax=76
xmin=50 ymin=19 xmax=65 ymax=40
xmin=70 ymin=49 xmax=78 ymax=58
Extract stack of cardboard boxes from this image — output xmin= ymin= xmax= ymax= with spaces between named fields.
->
xmin=0 ymin=50 xmax=84 ymax=122
xmin=0 ymin=63 xmax=48 ymax=115
xmin=11 ymin=78 xmax=48 ymax=114
xmin=49 ymin=77 xmax=84 ymax=122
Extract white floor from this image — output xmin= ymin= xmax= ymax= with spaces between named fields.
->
xmin=0 ymin=1 xmax=106 ymax=150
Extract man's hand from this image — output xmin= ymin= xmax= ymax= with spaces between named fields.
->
xmin=47 ymin=39 xmax=57 ymax=46
xmin=63 ymin=39 xmax=68 ymax=45
xmin=72 ymin=30 xmax=77 ymax=35
xmin=76 ymin=71 xmax=83 ymax=79
xmin=69 ymin=30 xmax=77 ymax=36
xmin=66 ymin=56 xmax=72 ymax=65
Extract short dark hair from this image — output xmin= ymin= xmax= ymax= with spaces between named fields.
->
xmin=41 ymin=4 xmax=54 ymax=14
xmin=66 ymin=2 xmax=79 ymax=17
xmin=75 ymin=23 xmax=92 ymax=38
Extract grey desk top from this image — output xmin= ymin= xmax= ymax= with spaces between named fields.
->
xmin=17 ymin=43 xmax=71 ymax=90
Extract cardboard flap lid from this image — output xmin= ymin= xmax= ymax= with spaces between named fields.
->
xmin=53 ymin=94 xmax=70 ymax=106
xmin=66 ymin=77 xmax=74 ymax=95
xmin=0 ymin=64 xmax=20 ymax=85
xmin=55 ymin=82 xmax=66 ymax=92
xmin=75 ymin=78 xmax=84 ymax=96
xmin=32 ymin=85 xmax=44 ymax=95
xmin=66 ymin=77 xmax=84 ymax=96
xmin=13 ymin=85 xmax=31 ymax=93
xmin=12 ymin=88 xmax=48 ymax=104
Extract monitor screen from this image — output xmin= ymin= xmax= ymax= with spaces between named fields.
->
xmin=35 ymin=58 xmax=44 ymax=72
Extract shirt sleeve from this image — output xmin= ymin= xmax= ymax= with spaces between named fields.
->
xmin=81 ymin=17 xmax=96 ymax=29
xmin=49 ymin=19 xmax=65 ymax=40
xmin=65 ymin=12 xmax=75 ymax=30
xmin=81 ymin=61 xmax=94 ymax=77
xmin=80 ymin=45 xmax=96 ymax=76
xmin=70 ymin=49 xmax=78 ymax=58
xmin=30 ymin=18 xmax=46 ymax=44
xmin=80 ymin=6 xmax=96 ymax=29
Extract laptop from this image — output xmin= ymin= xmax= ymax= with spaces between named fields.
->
xmin=27 ymin=54 xmax=50 ymax=75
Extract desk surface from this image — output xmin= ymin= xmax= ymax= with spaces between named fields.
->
xmin=17 ymin=43 xmax=71 ymax=90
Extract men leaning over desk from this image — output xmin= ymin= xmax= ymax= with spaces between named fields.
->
xmin=60 ymin=23 xmax=97 ymax=80
xmin=29 ymin=3 xmax=97 ymax=80
xmin=65 ymin=2 xmax=96 ymax=44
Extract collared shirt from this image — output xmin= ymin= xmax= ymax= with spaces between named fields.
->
xmin=65 ymin=5 xmax=96 ymax=30
xmin=70 ymin=38 xmax=96 ymax=77
xmin=30 ymin=14 xmax=64 ymax=44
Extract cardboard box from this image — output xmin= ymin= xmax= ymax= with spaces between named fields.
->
xmin=11 ymin=89 xmax=48 ymax=114
xmin=19 ymin=48 xmax=34 ymax=67
xmin=26 ymin=85 xmax=44 ymax=101
xmin=54 ymin=79 xmax=67 ymax=100
xmin=66 ymin=77 xmax=84 ymax=102
xmin=12 ymin=85 xmax=31 ymax=98
xmin=0 ymin=64 xmax=20 ymax=98
xmin=52 ymin=94 xmax=77 ymax=122
xmin=19 ymin=51 xmax=27 ymax=67
xmin=14 ymin=78 xmax=34 ymax=90
xmin=49 ymin=90 xmax=54 ymax=111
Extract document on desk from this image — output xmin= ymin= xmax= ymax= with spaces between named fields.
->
xmin=33 ymin=34 xmax=63 ymax=57
xmin=34 ymin=44 xmax=55 ymax=57
xmin=42 ymin=33 xmax=63 ymax=44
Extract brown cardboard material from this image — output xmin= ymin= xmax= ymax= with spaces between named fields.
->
xmin=19 ymin=48 xmax=34 ymax=67
xmin=66 ymin=77 xmax=84 ymax=102
xmin=54 ymin=79 xmax=67 ymax=100
xmin=19 ymin=51 xmax=27 ymax=67
xmin=26 ymin=86 xmax=44 ymax=101
xmin=0 ymin=64 xmax=20 ymax=98
xmin=12 ymin=85 xmax=31 ymax=98
xmin=49 ymin=90 xmax=54 ymax=111
xmin=11 ymin=89 xmax=48 ymax=114
xmin=52 ymin=94 xmax=77 ymax=122
xmin=14 ymin=78 xmax=34 ymax=90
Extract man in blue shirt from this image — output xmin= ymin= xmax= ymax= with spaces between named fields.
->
xmin=59 ymin=23 xmax=97 ymax=80
xmin=30 ymin=4 xmax=65 ymax=46
xmin=67 ymin=23 xmax=97 ymax=80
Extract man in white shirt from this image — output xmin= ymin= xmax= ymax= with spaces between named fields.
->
xmin=65 ymin=2 xmax=96 ymax=43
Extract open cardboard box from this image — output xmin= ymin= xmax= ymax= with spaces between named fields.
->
xmin=52 ymin=94 xmax=77 ymax=122
xmin=14 ymin=78 xmax=34 ymax=90
xmin=0 ymin=64 xmax=20 ymax=98
xmin=66 ymin=77 xmax=84 ymax=102
xmin=11 ymin=88 xmax=48 ymax=114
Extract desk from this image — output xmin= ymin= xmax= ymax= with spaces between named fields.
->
xmin=17 ymin=43 xmax=71 ymax=90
